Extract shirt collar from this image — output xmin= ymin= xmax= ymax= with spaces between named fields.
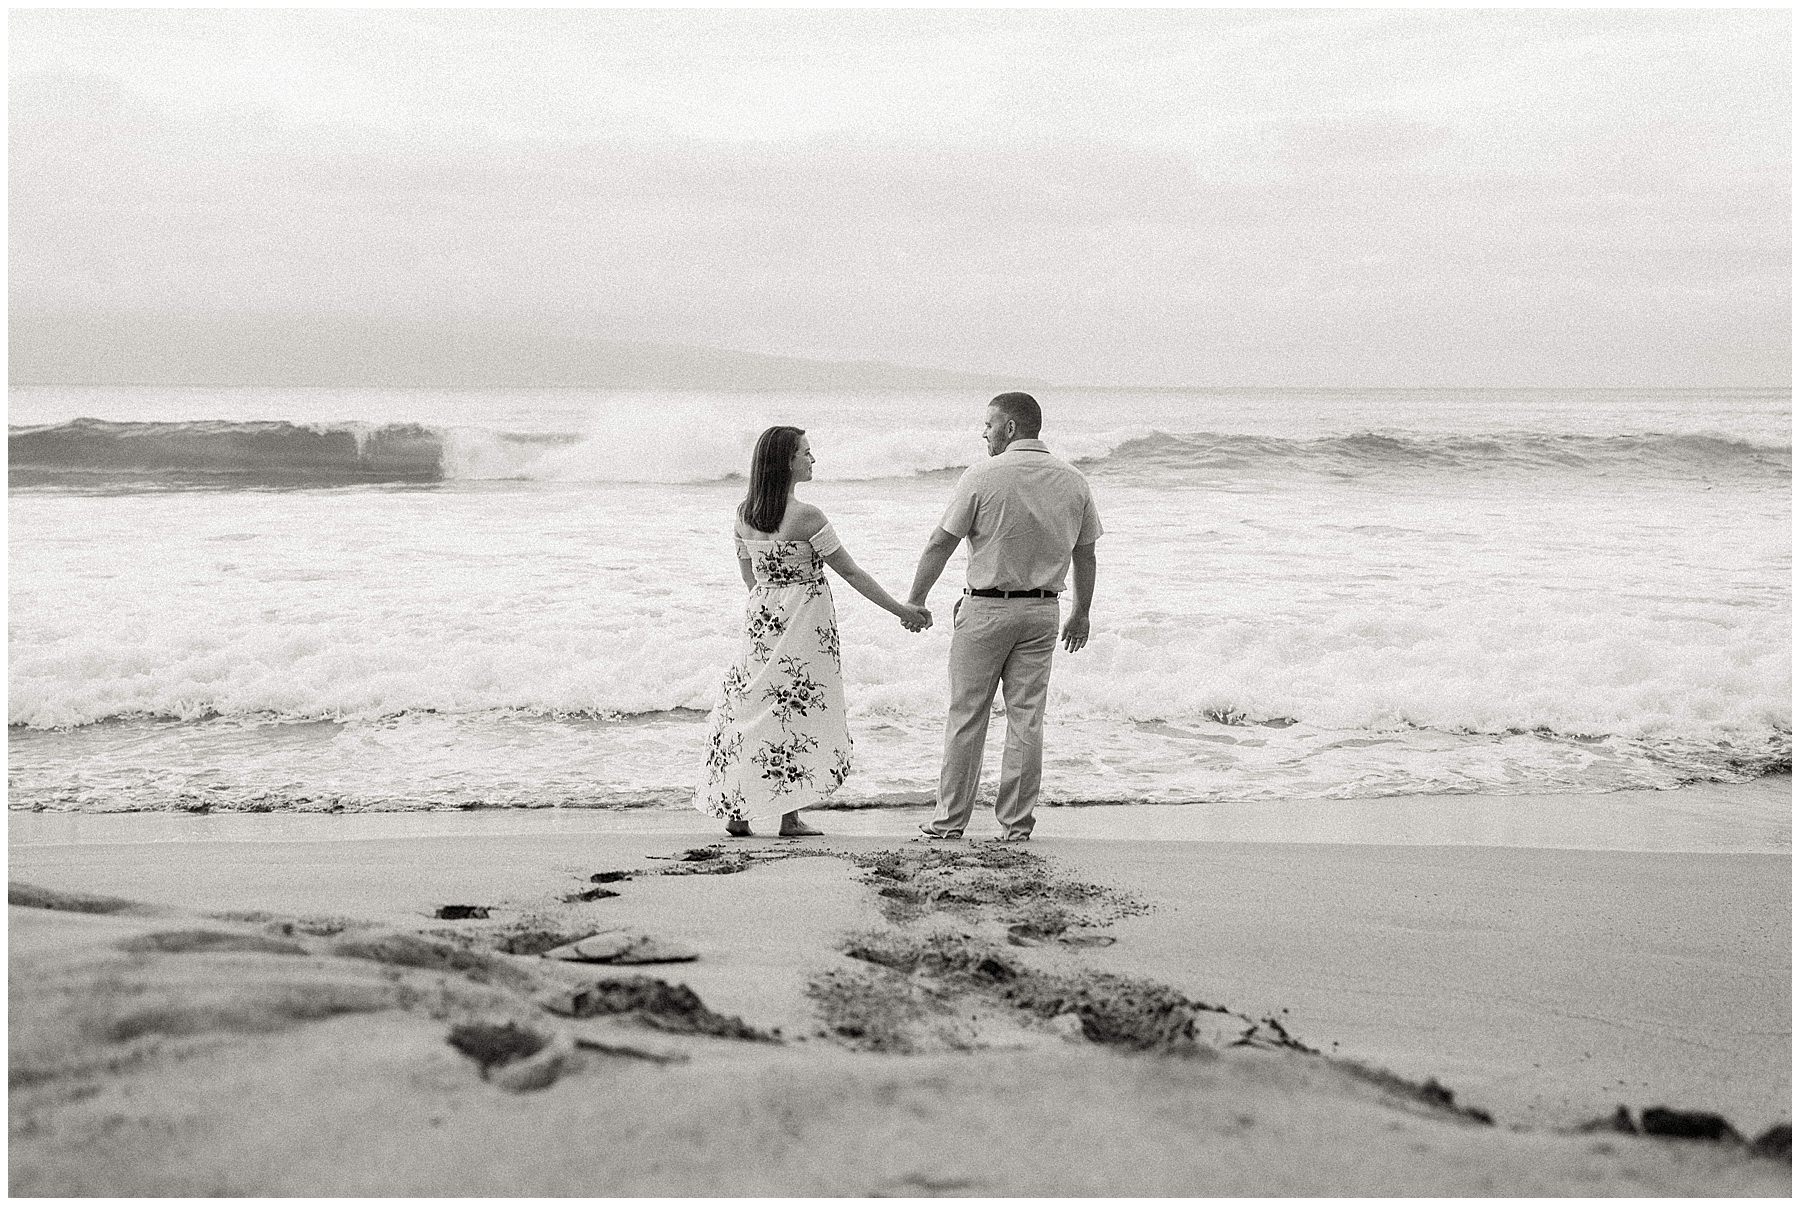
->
xmin=1006 ymin=439 xmax=1051 ymax=453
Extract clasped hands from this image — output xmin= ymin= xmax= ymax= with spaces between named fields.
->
xmin=898 ymin=602 xmax=933 ymax=633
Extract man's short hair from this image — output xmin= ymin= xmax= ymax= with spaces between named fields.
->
xmin=989 ymin=391 xmax=1042 ymax=436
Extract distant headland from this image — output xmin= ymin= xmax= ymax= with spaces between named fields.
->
xmin=8 ymin=312 xmax=1045 ymax=392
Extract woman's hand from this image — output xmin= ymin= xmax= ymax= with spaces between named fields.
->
xmin=899 ymin=603 xmax=933 ymax=632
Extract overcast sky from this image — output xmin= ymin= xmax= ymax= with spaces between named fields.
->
xmin=9 ymin=7 xmax=1789 ymax=387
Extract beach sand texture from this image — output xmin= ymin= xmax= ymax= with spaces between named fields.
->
xmin=9 ymin=814 xmax=1789 ymax=1196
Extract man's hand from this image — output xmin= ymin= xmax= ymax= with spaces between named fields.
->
xmin=1061 ymin=611 xmax=1090 ymax=653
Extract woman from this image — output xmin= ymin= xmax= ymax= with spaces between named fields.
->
xmin=696 ymin=426 xmax=930 ymax=837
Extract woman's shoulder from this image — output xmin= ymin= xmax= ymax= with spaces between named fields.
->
xmin=785 ymin=501 xmax=829 ymax=538
xmin=735 ymin=502 xmax=826 ymax=541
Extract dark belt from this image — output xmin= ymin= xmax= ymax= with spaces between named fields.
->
xmin=964 ymin=587 xmax=1059 ymax=599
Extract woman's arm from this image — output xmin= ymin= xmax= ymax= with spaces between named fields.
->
xmin=796 ymin=505 xmax=927 ymax=628
xmin=821 ymin=546 xmax=929 ymax=627
xmin=732 ymin=523 xmax=757 ymax=589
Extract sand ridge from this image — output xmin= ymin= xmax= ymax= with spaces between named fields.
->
xmin=8 ymin=828 xmax=1791 ymax=1195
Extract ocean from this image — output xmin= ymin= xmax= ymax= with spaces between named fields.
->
xmin=8 ymin=384 xmax=1791 ymax=820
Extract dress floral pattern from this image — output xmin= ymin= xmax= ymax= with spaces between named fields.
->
xmin=696 ymin=522 xmax=853 ymax=822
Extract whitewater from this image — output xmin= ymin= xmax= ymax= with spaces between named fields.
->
xmin=9 ymin=384 xmax=1790 ymax=815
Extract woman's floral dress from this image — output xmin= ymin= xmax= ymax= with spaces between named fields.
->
xmin=695 ymin=522 xmax=853 ymax=822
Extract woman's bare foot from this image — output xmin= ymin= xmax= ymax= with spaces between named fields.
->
xmin=725 ymin=819 xmax=752 ymax=838
xmin=778 ymin=812 xmax=823 ymax=837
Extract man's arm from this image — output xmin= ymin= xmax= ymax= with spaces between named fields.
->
xmin=908 ymin=526 xmax=960 ymax=606
xmin=1061 ymin=542 xmax=1096 ymax=652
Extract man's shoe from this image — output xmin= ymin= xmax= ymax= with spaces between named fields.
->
xmin=996 ymin=832 xmax=1032 ymax=842
xmin=915 ymin=826 xmax=962 ymax=841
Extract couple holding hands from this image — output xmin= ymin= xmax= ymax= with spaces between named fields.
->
xmin=695 ymin=392 xmax=1102 ymax=841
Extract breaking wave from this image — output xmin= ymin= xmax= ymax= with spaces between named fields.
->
xmin=10 ymin=418 xmax=1790 ymax=488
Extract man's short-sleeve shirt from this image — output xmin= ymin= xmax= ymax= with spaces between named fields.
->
xmin=938 ymin=439 xmax=1103 ymax=592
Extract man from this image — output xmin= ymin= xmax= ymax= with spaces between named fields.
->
xmin=907 ymin=392 xmax=1102 ymax=840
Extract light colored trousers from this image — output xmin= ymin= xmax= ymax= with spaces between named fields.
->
xmin=926 ymin=595 xmax=1060 ymax=838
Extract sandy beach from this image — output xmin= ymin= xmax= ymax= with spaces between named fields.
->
xmin=10 ymin=6 xmax=1790 ymax=1198
xmin=9 ymin=782 xmax=1789 ymax=1196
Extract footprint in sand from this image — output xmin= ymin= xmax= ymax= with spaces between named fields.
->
xmin=446 ymin=1021 xmax=576 ymax=1093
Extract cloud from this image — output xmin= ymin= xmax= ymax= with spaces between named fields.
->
xmin=1264 ymin=116 xmax=1456 ymax=166
xmin=7 ymin=9 xmax=1788 ymax=385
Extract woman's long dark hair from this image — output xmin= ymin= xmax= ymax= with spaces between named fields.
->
xmin=739 ymin=425 xmax=805 ymax=534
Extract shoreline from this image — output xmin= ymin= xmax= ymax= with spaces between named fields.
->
xmin=9 ymin=792 xmax=1790 ymax=1195
xmin=11 ymin=774 xmax=1791 ymax=854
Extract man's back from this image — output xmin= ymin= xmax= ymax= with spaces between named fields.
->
xmin=941 ymin=439 xmax=1102 ymax=593
xmin=912 ymin=393 xmax=1102 ymax=840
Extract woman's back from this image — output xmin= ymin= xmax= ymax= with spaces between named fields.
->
xmin=699 ymin=423 xmax=930 ymax=837
xmin=736 ymin=499 xmax=826 ymax=544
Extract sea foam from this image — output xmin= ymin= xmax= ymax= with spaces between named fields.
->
xmin=10 ymin=578 xmax=1787 ymax=756
xmin=9 ymin=384 xmax=1790 ymax=811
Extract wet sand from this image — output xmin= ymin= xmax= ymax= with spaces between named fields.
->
xmin=8 ymin=792 xmax=1792 ymax=1196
